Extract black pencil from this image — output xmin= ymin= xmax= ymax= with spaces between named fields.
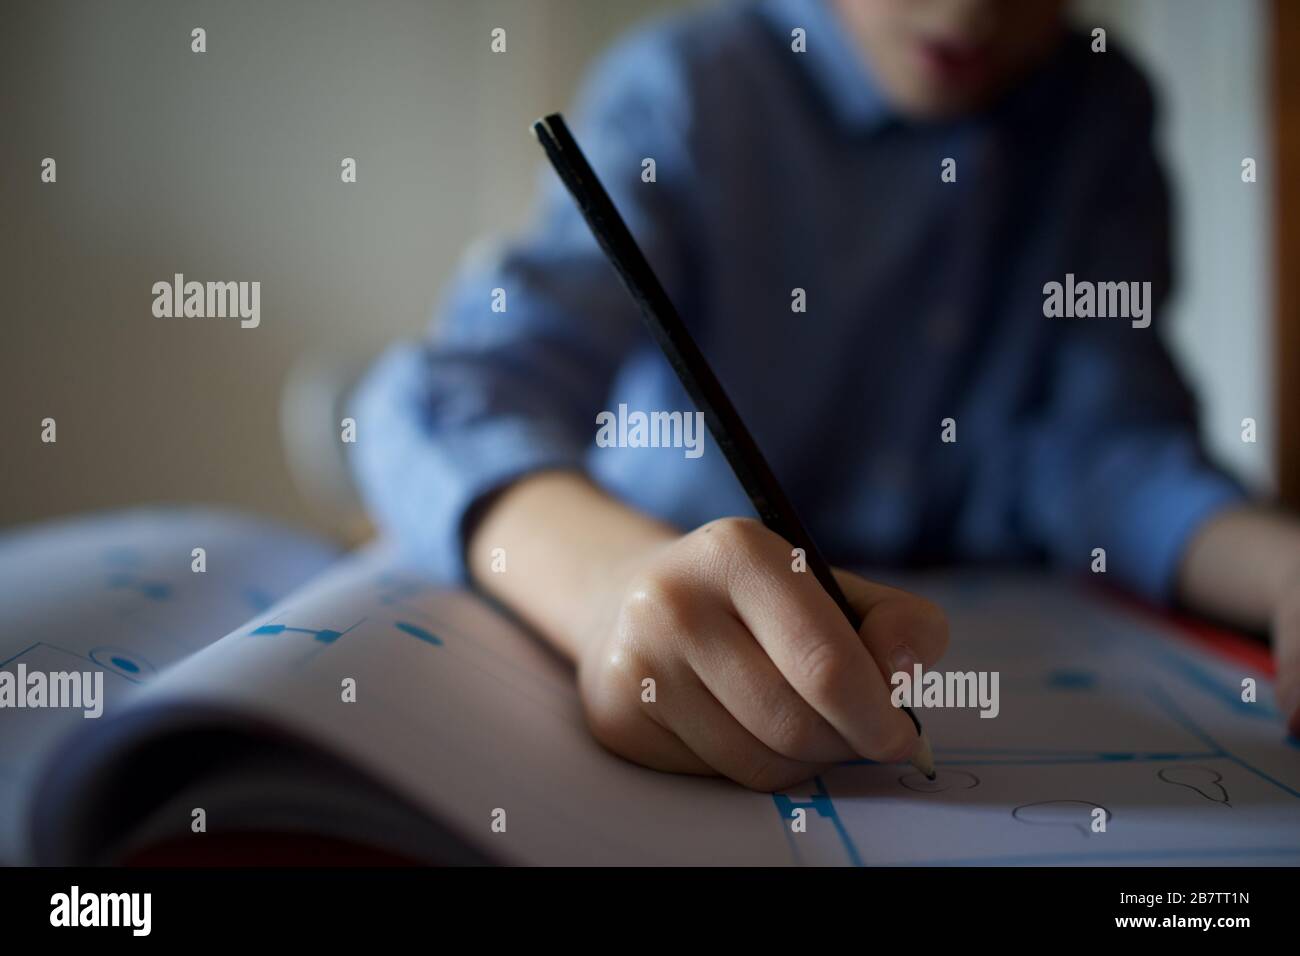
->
xmin=530 ymin=112 xmax=935 ymax=780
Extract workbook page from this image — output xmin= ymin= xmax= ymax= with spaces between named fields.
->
xmin=69 ymin=542 xmax=783 ymax=864
xmin=0 ymin=508 xmax=337 ymax=863
xmin=60 ymin=547 xmax=1300 ymax=865
xmin=778 ymin=573 xmax=1300 ymax=865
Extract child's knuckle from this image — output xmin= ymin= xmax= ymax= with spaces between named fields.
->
xmin=621 ymin=573 xmax=687 ymax=630
xmin=696 ymin=516 xmax=765 ymax=566
xmin=768 ymin=703 xmax=819 ymax=759
xmin=791 ymin=638 xmax=843 ymax=697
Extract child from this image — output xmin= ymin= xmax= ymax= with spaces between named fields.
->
xmin=352 ymin=0 xmax=1300 ymax=789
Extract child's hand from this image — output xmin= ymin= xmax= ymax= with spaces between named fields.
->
xmin=1272 ymin=581 xmax=1300 ymax=737
xmin=1175 ymin=505 xmax=1300 ymax=736
xmin=576 ymin=517 xmax=949 ymax=791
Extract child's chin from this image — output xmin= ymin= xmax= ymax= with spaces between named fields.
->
xmin=896 ymin=54 xmax=1000 ymax=117
xmin=887 ymin=82 xmax=988 ymax=122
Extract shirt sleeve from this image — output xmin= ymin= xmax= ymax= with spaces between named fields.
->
xmin=1017 ymin=76 xmax=1248 ymax=604
xmin=349 ymin=27 xmax=702 ymax=583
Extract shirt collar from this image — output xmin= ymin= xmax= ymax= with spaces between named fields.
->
xmin=756 ymin=0 xmax=894 ymax=133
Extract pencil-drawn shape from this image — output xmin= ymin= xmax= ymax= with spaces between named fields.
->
xmin=899 ymin=769 xmax=979 ymax=793
xmin=1158 ymin=765 xmax=1231 ymax=807
xmin=1012 ymin=800 xmax=1110 ymax=837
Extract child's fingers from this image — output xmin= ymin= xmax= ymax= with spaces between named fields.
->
xmin=610 ymin=715 xmax=718 ymax=777
xmin=649 ymin=673 xmax=830 ymax=791
xmin=580 ymin=670 xmax=716 ymax=776
xmin=833 ymin=570 xmax=950 ymax=681
xmin=685 ymin=610 xmax=859 ymax=763
xmin=1271 ymin=598 xmax=1300 ymax=736
xmin=705 ymin=520 xmax=919 ymax=764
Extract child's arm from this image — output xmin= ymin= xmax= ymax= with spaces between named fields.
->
xmin=1177 ymin=505 xmax=1300 ymax=732
xmin=351 ymin=28 xmax=700 ymax=587
xmin=467 ymin=470 xmax=949 ymax=791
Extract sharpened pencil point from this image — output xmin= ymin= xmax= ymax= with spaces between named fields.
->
xmin=910 ymin=729 xmax=936 ymax=780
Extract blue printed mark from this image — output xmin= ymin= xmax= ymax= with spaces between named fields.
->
xmin=244 ymin=588 xmax=275 ymax=612
xmin=106 ymin=573 xmax=172 ymax=601
xmin=88 ymin=646 xmax=155 ymax=682
xmin=906 ymin=846 xmax=1300 ymax=867
xmin=251 ymin=624 xmax=346 ymax=644
xmin=772 ymin=777 xmax=862 ymax=866
xmin=1046 ymin=669 xmax=1096 ymax=690
xmin=395 ymin=621 xmax=443 ymax=646
xmin=101 ymin=547 xmax=143 ymax=568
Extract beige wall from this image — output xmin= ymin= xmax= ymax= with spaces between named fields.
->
xmin=1078 ymin=0 xmax=1275 ymax=491
xmin=1 ymin=0 xmax=694 ymax=536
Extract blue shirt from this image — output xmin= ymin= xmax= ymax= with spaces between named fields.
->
xmin=351 ymin=0 xmax=1245 ymax=602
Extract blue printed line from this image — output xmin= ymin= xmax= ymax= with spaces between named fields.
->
xmin=772 ymin=776 xmax=863 ymax=867
xmin=904 ymin=754 xmax=1223 ymax=767
xmin=249 ymin=619 xmax=364 ymax=644
xmin=394 ymin=620 xmax=442 ymax=646
xmin=1 ymin=640 xmax=154 ymax=682
xmin=0 ymin=642 xmax=40 ymax=668
xmin=1145 ymin=646 xmax=1276 ymax=719
xmin=933 ymin=746 xmax=1154 ymax=755
xmin=890 ymin=846 xmax=1300 ymax=867
xmin=840 ymin=752 xmax=1222 ymax=767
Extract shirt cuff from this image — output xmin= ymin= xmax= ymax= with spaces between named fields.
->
xmin=350 ymin=348 xmax=589 ymax=585
xmin=1098 ymin=456 xmax=1248 ymax=604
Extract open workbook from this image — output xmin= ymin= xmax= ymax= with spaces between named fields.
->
xmin=2 ymin=507 xmax=1298 ymax=866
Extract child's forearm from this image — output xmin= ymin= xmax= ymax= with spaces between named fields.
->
xmin=1177 ymin=504 xmax=1300 ymax=631
xmin=466 ymin=470 xmax=679 ymax=662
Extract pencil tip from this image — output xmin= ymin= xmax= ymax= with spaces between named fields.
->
xmin=910 ymin=730 xmax=936 ymax=780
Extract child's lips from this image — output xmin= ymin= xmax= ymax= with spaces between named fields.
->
xmin=914 ymin=35 xmax=993 ymax=86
